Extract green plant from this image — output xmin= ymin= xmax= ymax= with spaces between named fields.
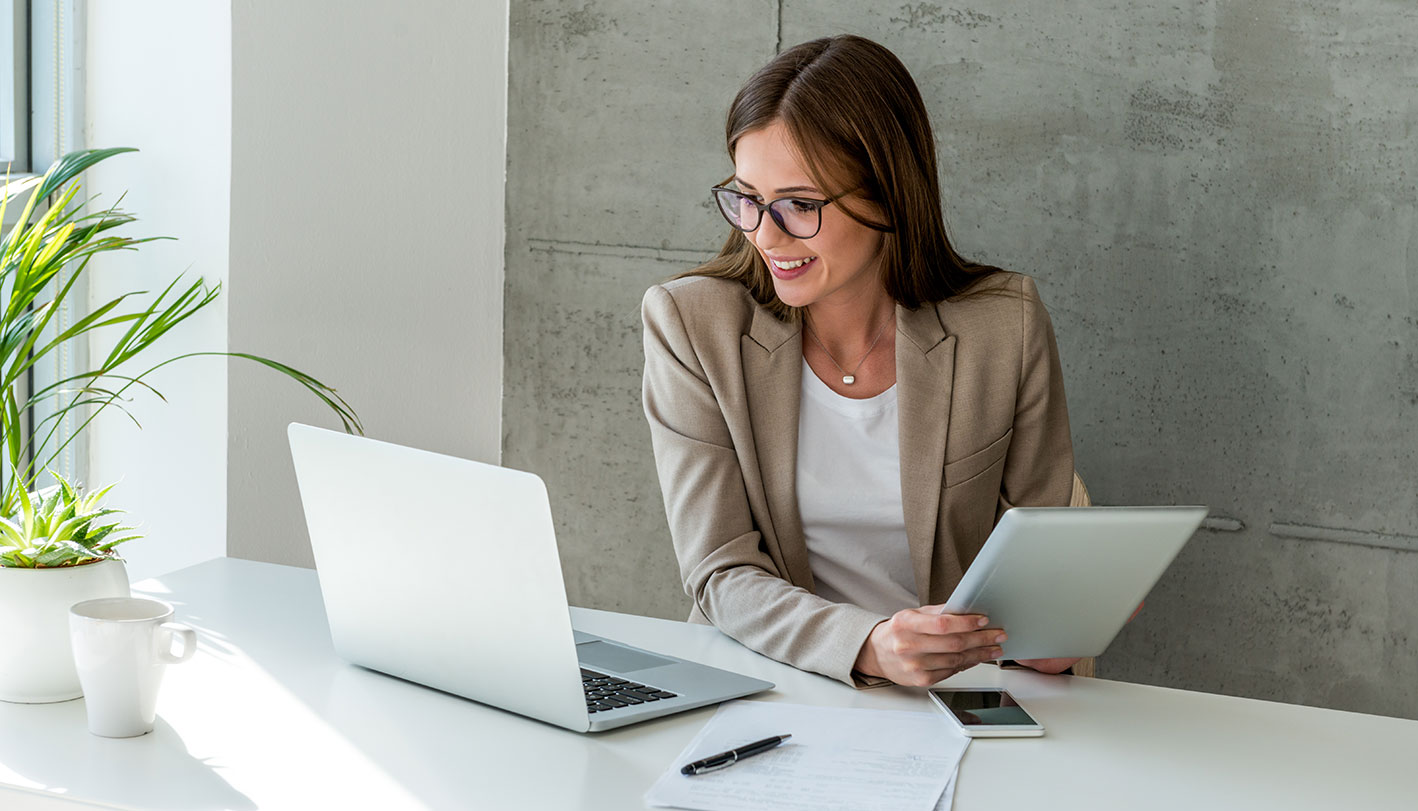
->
xmin=0 ymin=471 xmax=135 ymax=568
xmin=0 ymin=147 xmax=361 ymax=556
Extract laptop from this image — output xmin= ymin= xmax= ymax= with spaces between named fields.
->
xmin=287 ymin=423 xmax=773 ymax=732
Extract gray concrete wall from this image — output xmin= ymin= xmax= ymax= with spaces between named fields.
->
xmin=504 ymin=1 xmax=1418 ymax=718
xmin=229 ymin=0 xmax=508 ymax=567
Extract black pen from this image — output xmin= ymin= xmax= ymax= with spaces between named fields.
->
xmin=680 ymin=734 xmax=793 ymax=775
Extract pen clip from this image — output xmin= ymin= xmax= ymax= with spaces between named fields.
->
xmin=693 ymin=752 xmax=738 ymax=774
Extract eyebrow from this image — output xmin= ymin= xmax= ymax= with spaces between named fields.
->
xmin=734 ymin=177 xmax=821 ymax=195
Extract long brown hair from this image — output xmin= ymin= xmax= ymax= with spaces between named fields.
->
xmin=681 ymin=35 xmax=1001 ymax=320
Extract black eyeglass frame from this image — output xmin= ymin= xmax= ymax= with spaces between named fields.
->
xmin=710 ymin=182 xmax=855 ymax=240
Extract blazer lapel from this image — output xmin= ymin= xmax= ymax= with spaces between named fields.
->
xmin=742 ymin=306 xmax=814 ymax=590
xmin=896 ymin=304 xmax=955 ymax=605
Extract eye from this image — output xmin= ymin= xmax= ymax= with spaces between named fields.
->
xmin=786 ymin=199 xmax=819 ymax=214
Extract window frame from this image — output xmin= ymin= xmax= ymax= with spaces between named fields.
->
xmin=23 ymin=0 xmax=87 ymax=489
xmin=0 ymin=0 xmax=27 ymax=172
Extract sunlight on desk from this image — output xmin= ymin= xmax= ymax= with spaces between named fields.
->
xmin=3 ymin=558 xmax=1416 ymax=810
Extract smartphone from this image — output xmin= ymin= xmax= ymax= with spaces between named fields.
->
xmin=928 ymin=687 xmax=1045 ymax=737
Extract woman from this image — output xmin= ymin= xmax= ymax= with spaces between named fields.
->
xmin=641 ymin=35 xmax=1081 ymax=688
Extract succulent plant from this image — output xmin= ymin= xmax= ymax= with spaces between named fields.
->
xmin=0 ymin=472 xmax=137 ymax=568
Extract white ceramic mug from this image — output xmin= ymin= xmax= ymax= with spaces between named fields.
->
xmin=69 ymin=597 xmax=196 ymax=738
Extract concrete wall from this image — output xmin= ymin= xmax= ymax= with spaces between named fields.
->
xmin=85 ymin=0 xmax=230 ymax=583
xmin=228 ymin=1 xmax=508 ymax=566
xmin=503 ymin=0 xmax=1418 ymax=717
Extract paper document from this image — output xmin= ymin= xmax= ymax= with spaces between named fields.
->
xmin=645 ymin=700 xmax=969 ymax=811
xmin=933 ymin=762 xmax=961 ymax=811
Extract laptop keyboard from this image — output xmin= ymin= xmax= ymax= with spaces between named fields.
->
xmin=581 ymin=668 xmax=678 ymax=713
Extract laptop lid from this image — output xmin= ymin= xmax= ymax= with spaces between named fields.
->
xmin=287 ymin=423 xmax=590 ymax=731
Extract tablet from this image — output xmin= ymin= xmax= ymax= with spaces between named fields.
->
xmin=941 ymin=506 xmax=1208 ymax=660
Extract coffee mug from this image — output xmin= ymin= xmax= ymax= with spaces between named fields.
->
xmin=69 ymin=597 xmax=196 ymax=738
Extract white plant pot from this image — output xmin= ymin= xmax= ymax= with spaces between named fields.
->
xmin=0 ymin=559 xmax=130 ymax=703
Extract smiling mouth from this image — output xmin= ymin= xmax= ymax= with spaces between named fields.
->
xmin=770 ymin=256 xmax=817 ymax=270
xmin=768 ymin=256 xmax=818 ymax=280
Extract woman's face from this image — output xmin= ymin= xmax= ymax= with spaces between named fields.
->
xmin=732 ymin=120 xmax=886 ymax=311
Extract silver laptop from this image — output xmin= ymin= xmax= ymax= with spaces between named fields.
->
xmin=287 ymin=423 xmax=773 ymax=732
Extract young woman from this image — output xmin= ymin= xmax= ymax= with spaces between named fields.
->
xmin=641 ymin=35 xmax=1083 ymax=688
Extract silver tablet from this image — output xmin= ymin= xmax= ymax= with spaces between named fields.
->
xmin=941 ymin=506 xmax=1208 ymax=660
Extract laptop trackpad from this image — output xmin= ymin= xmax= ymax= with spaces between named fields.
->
xmin=577 ymin=640 xmax=674 ymax=673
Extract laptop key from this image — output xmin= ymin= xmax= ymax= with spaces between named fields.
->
xmin=600 ymin=697 xmax=628 ymax=708
xmin=620 ymin=689 xmax=659 ymax=701
xmin=613 ymin=694 xmax=644 ymax=705
xmin=651 ymin=691 xmax=677 ymax=699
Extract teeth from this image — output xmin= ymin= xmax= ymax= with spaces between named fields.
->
xmin=772 ymin=256 xmax=816 ymax=270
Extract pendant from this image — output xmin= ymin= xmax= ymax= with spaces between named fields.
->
xmin=842 ymin=375 xmax=855 ymax=385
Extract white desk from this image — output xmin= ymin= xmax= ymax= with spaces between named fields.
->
xmin=1 ymin=558 xmax=1415 ymax=810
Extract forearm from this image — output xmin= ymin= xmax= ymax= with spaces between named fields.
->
xmin=692 ymin=561 xmax=886 ymax=686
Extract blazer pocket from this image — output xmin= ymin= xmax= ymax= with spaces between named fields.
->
xmin=943 ymin=429 xmax=1013 ymax=489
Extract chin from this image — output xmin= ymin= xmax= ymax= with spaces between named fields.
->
xmin=770 ymin=279 xmax=818 ymax=310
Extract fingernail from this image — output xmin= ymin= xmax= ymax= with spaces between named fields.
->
xmin=995 ymin=634 xmax=1007 ymax=644
xmin=992 ymin=648 xmax=1004 ymax=658
xmin=977 ymin=617 xmax=989 ymax=627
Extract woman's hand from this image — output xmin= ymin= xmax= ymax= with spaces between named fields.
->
xmin=854 ymin=605 xmax=1006 ymax=687
xmin=1015 ymin=657 xmax=1079 ymax=674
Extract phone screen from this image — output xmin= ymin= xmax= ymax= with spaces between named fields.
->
xmin=930 ymin=688 xmax=1039 ymax=727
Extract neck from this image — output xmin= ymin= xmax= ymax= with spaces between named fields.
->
xmin=803 ymin=286 xmax=895 ymax=360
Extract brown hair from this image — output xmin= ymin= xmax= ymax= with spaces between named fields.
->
xmin=681 ymin=35 xmax=1001 ymax=320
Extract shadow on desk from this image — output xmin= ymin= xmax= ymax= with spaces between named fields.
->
xmin=0 ymin=707 xmax=257 ymax=811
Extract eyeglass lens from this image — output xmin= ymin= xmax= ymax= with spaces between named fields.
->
xmin=714 ymin=190 xmax=821 ymax=239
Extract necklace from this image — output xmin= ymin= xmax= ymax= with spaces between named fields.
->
xmin=804 ymin=311 xmax=891 ymax=386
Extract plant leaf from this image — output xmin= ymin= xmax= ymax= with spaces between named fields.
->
xmin=96 ymin=533 xmax=141 ymax=551
xmin=0 ymin=515 xmax=23 ymax=546
xmin=35 ymin=540 xmax=110 ymax=568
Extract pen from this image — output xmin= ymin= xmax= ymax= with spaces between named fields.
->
xmin=680 ymin=734 xmax=792 ymax=775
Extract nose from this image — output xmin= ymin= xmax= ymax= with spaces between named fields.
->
xmin=751 ymin=210 xmax=794 ymax=254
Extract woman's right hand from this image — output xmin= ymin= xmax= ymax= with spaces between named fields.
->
xmin=853 ymin=605 xmax=1006 ymax=687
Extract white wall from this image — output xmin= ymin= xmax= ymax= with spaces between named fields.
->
xmin=226 ymin=1 xmax=508 ymax=566
xmin=84 ymin=1 xmax=230 ymax=582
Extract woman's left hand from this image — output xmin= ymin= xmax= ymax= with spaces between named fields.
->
xmin=1015 ymin=657 xmax=1079 ymax=674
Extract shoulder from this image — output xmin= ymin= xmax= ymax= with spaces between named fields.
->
xmin=935 ymin=270 xmax=1052 ymax=332
xmin=642 ymin=275 xmax=762 ymax=338
xmin=946 ymin=269 xmax=1044 ymax=304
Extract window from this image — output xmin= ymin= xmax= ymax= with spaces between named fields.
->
xmin=0 ymin=0 xmax=25 ymax=172
xmin=2 ymin=0 xmax=86 ymax=492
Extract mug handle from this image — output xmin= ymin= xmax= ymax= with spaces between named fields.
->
xmin=158 ymin=622 xmax=197 ymax=664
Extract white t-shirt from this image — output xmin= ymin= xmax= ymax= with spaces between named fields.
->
xmin=796 ymin=359 xmax=918 ymax=617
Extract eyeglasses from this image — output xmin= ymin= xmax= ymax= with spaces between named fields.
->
xmin=710 ymin=182 xmax=849 ymax=240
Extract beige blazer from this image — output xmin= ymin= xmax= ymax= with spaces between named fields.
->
xmin=641 ymin=270 xmax=1075 ymax=687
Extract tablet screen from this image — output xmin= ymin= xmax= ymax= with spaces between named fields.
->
xmin=930 ymin=688 xmax=1039 ymax=727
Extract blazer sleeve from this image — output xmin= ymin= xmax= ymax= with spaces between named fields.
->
xmin=997 ymin=276 xmax=1076 ymax=516
xmin=640 ymin=285 xmax=887 ymax=687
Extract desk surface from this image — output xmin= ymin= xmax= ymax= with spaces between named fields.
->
xmin=1 ymin=558 xmax=1415 ymax=810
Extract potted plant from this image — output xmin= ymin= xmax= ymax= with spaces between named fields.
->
xmin=0 ymin=148 xmax=361 ymax=703
xmin=0 ymin=473 xmax=134 ymax=702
